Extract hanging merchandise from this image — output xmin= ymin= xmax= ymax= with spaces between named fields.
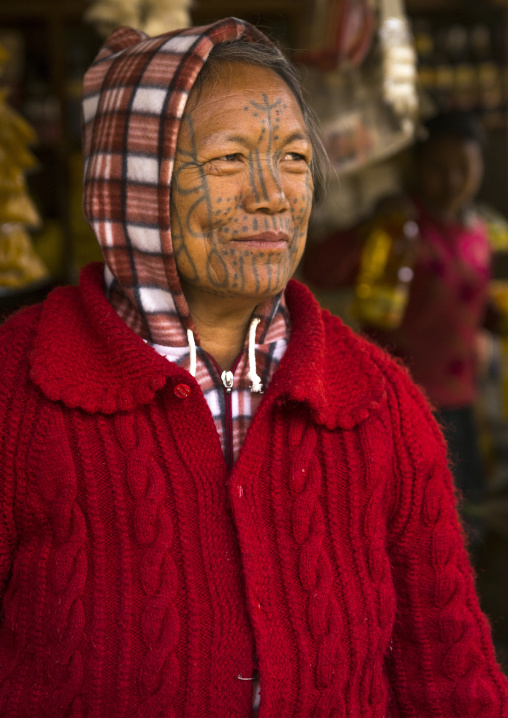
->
xmin=306 ymin=67 xmax=378 ymax=174
xmin=85 ymin=0 xmax=191 ymax=37
xmin=301 ymin=0 xmax=418 ymax=227
xmin=352 ymin=197 xmax=419 ymax=330
xmin=0 ymin=43 xmax=50 ymax=293
xmin=311 ymin=159 xmax=403 ymax=238
xmin=377 ymin=0 xmax=418 ymax=119
xmin=296 ymin=0 xmax=376 ymax=70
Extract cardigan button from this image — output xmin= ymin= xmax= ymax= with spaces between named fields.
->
xmin=174 ymin=383 xmax=191 ymax=399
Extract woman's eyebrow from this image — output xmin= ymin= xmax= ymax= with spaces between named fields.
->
xmin=200 ymin=130 xmax=311 ymax=148
xmin=283 ymin=131 xmax=312 ymax=145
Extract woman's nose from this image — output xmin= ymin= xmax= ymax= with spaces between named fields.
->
xmin=243 ymin=160 xmax=290 ymax=214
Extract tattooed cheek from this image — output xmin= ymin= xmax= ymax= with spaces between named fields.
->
xmin=290 ymin=199 xmax=310 ymax=224
xmin=210 ymin=195 xmax=236 ymax=226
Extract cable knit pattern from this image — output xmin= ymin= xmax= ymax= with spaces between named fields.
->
xmin=287 ymin=413 xmax=345 ymax=716
xmin=115 ymin=412 xmax=180 ymax=717
xmin=0 ymin=388 xmax=40 ymax=717
xmin=8 ymin=405 xmax=87 ymax=717
xmin=381 ymin=365 xmax=508 ymax=716
xmin=0 ymin=265 xmax=506 ymax=716
xmin=35 ymin=410 xmax=87 ymax=717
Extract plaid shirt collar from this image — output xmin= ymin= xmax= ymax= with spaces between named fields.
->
xmin=147 ymin=292 xmax=291 ymax=465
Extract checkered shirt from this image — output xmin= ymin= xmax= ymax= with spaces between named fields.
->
xmin=148 ymin=292 xmax=290 ymax=465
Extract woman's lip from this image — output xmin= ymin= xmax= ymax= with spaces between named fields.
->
xmin=229 ymin=232 xmax=290 ymax=249
xmin=230 ymin=239 xmax=288 ymax=250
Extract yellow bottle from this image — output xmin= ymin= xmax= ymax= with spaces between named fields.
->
xmin=353 ymin=203 xmax=419 ymax=331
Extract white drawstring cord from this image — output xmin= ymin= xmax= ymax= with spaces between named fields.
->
xmin=247 ymin=317 xmax=263 ymax=393
xmin=187 ymin=319 xmax=261 ymax=392
xmin=187 ymin=328 xmax=197 ymax=377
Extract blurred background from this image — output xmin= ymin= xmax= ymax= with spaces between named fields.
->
xmin=1 ymin=0 xmax=508 ymax=668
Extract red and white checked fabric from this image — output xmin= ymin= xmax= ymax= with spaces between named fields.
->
xmin=81 ymin=18 xmax=273 ymax=347
xmin=147 ymin=294 xmax=291 ymax=464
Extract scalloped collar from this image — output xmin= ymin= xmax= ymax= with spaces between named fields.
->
xmin=29 ymin=263 xmax=385 ymax=429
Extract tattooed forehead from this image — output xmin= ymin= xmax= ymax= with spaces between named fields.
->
xmin=182 ymin=84 xmax=308 ymax=147
xmin=244 ymin=94 xmax=287 ymax=116
xmin=242 ymin=94 xmax=292 ymax=140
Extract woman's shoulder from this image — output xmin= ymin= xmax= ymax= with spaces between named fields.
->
xmin=318 ymin=300 xmax=406 ymax=379
xmin=288 ymin=277 xmax=424 ymax=390
xmin=0 ymin=283 xmax=87 ymax=408
xmin=320 ymin=305 xmax=451 ymax=517
xmin=286 ymin=280 xmax=440 ymax=442
xmin=0 ymin=301 xmax=44 ymax=368
xmin=0 ymin=282 xmax=83 ymax=357
xmin=0 ymin=302 xmax=46 ymax=436
xmin=324 ymin=304 xmax=443 ymax=432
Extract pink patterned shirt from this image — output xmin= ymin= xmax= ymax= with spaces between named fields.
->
xmin=369 ymin=201 xmax=491 ymax=409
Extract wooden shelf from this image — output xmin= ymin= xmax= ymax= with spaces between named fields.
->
xmin=0 ymin=0 xmax=87 ymax=20
xmin=192 ymin=0 xmax=308 ymax=15
xmin=406 ymin=0 xmax=500 ymax=11
xmin=190 ymin=0 xmax=312 ymax=48
xmin=483 ymin=113 xmax=508 ymax=132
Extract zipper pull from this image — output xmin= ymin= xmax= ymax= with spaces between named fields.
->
xmin=221 ymin=370 xmax=234 ymax=392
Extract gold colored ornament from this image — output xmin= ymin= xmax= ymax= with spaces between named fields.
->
xmin=85 ymin=0 xmax=191 ymax=37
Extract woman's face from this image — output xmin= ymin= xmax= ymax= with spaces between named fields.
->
xmin=170 ymin=61 xmax=313 ymax=304
xmin=418 ymin=136 xmax=483 ymax=220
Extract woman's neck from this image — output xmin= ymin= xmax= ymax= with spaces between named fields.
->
xmin=182 ymin=285 xmax=259 ymax=371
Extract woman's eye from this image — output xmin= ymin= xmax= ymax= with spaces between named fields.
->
xmin=205 ymin=154 xmax=243 ymax=172
xmin=283 ymin=152 xmax=308 ymax=162
xmin=220 ymin=153 xmax=242 ymax=162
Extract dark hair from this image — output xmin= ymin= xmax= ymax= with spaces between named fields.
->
xmin=418 ymin=110 xmax=486 ymax=151
xmin=191 ymin=38 xmax=329 ymax=203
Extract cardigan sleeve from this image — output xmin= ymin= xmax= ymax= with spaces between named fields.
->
xmin=383 ymin=365 xmax=508 ymax=717
xmin=0 ymin=308 xmax=40 ymax=597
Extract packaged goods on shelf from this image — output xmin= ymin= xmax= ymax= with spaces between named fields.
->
xmin=412 ymin=19 xmax=504 ymax=118
xmin=0 ymin=41 xmax=50 ymax=293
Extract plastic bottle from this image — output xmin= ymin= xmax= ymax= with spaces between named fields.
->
xmin=353 ymin=200 xmax=419 ymax=330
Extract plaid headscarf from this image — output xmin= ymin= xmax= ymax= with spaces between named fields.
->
xmin=81 ymin=18 xmax=277 ymax=347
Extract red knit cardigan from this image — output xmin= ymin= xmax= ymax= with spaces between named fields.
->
xmin=0 ymin=262 xmax=506 ymax=717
